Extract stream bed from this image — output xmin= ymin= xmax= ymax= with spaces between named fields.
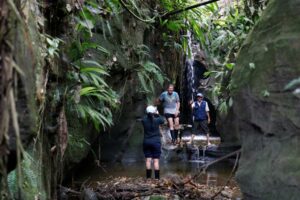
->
xmin=72 ymin=158 xmax=242 ymax=199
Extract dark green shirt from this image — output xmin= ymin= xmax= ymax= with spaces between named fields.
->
xmin=142 ymin=115 xmax=164 ymax=143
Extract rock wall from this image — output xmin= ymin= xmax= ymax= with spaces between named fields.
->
xmin=231 ymin=0 xmax=300 ymax=199
xmin=0 ymin=0 xmax=48 ymax=198
xmin=0 ymin=1 xmax=93 ymax=198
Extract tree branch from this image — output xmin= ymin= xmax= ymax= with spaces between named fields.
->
xmin=161 ymin=0 xmax=221 ymax=20
xmin=118 ymin=0 xmax=156 ymax=23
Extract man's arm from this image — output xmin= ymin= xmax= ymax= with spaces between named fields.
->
xmin=155 ymin=98 xmax=161 ymax=106
xmin=175 ymin=93 xmax=180 ymax=116
xmin=205 ymin=102 xmax=211 ymax=124
xmin=176 ymin=102 xmax=180 ymax=113
xmin=156 ymin=92 xmax=164 ymax=105
xmin=207 ymin=111 xmax=211 ymax=124
xmin=189 ymin=100 xmax=194 ymax=109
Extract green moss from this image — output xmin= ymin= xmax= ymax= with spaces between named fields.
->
xmin=8 ymin=152 xmax=46 ymax=199
xmin=64 ymin=110 xmax=94 ymax=164
xmin=149 ymin=195 xmax=167 ymax=200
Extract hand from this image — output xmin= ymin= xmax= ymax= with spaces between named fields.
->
xmin=208 ymin=118 xmax=211 ymax=124
xmin=175 ymin=111 xmax=179 ymax=117
xmin=189 ymin=100 xmax=193 ymax=105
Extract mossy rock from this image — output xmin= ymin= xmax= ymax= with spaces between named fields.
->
xmin=231 ymin=0 xmax=300 ymax=199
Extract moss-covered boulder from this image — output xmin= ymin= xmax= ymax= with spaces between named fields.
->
xmin=231 ymin=0 xmax=300 ymax=199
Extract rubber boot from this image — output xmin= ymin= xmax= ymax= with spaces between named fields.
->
xmin=178 ymin=130 xmax=182 ymax=145
xmin=154 ymin=170 xmax=160 ymax=179
xmin=170 ymin=130 xmax=175 ymax=143
xmin=146 ymin=169 xmax=152 ymax=179
xmin=174 ymin=130 xmax=178 ymax=144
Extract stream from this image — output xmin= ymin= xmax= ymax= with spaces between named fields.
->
xmin=69 ymin=127 xmax=243 ymax=199
xmin=71 ymin=149 xmax=242 ymax=199
xmin=74 ymin=160 xmax=236 ymax=187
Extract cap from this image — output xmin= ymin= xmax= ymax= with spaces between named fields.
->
xmin=146 ymin=105 xmax=157 ymax=114
xmin=196 ymin=93 xmax=204 ymax=97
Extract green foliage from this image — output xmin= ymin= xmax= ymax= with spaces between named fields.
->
xmin=8 ymin=152 xmax=46 ymax=199
xmin=262 ymin=90 xmax=270 ymax=97
xmin=218 ymin=100 xmax=228 ymax=115
xmin=159 ymin=0 xmax=265 ymax=115
xmin=104 ymin=0 xmax=121 ymax=14
xmin=133 ymin=45 xmax=168 ymax=102
xmin=136 ymin=61 xmax=165 ymax=93
xmin=284 ymin=77 xmax=300 ymax=90
xmin=249 ymin=62 xmax=256 ymax=70
xmin=68 ymin=0 xmax=119 ymax=131
xmin=44 ymin=35 xmax=63 ymax=57
xmin=72 ymin=59 xmax=118 ymax=130
xmin=68 ymin=134 xmax=90 ymax=151
xmin=161 ymin=0 xmax=256 ymax=62
xmin=68 ymin=0 xmax=170 ymax=129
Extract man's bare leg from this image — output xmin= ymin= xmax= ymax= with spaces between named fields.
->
xmin=146 ymin=158 xmax=152 ymax=169
xmin=145 ymin=158 xmax=152 ymax=178
xmin=190 ymin=134 xmax=195 ymax=144
xmin=206 ymin=133 xmax=211 ymax=146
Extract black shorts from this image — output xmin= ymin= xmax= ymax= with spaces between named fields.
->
xmin=193 ymin=120 xmax=209 ymax=135
xmin=143 ymin=141 xmax=161 ymax=159
xmin=164 ymin=113 xmax=180 ymax=119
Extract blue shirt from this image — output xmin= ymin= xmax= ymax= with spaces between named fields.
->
xmin=159 ymin=91 xmax=179 ymax=114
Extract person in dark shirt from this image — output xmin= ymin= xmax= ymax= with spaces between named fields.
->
xmin=142 ymin=105 xmax=165 ymax=179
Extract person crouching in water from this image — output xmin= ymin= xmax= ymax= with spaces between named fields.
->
xmin=190 ymin=93 xmax=211 ymax=145
xmin=142 ymin=105 xmax=165 ymax=179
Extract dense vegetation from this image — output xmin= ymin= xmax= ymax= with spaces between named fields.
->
xmin=67 ymin=0 xmax=267 ymax=129
xmin=0 ymin=0 xmax=269 ymax=199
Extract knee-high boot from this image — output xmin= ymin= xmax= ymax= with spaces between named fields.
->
xmin=154 ymin=170 xmax=160 ymax=179
xmin=170 ymin=130 xmax=175 ymax=143
xmin=174 ymin=130 xmax=178 ymax=143
xmin=146 ymin=169 xmax=152 ymax=178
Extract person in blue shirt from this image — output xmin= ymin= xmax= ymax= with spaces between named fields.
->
xmin=142 ymin=105 xmax=165 ymax=179
xmin=158 ymin=84 xmax=180 ymax=145
xmin=190 ymin=93 xmax=211 ymax=145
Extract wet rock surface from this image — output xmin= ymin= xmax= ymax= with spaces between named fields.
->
xmin=231 ymin=0 xmax=300 ymax=199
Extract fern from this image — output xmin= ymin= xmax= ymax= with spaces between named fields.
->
xmin=136 ymin=61 xmax=167 ymax=95
xmin=67 ymin=0 xmax=120 ymax=131
xmin=104 ymin=0 xmax=121 ymax=14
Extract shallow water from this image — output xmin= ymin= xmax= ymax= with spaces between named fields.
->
xmin=75 ymin=159 xmax=236 ymax=186
xmin=71 ymin=157 xmax=242 ymax=199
